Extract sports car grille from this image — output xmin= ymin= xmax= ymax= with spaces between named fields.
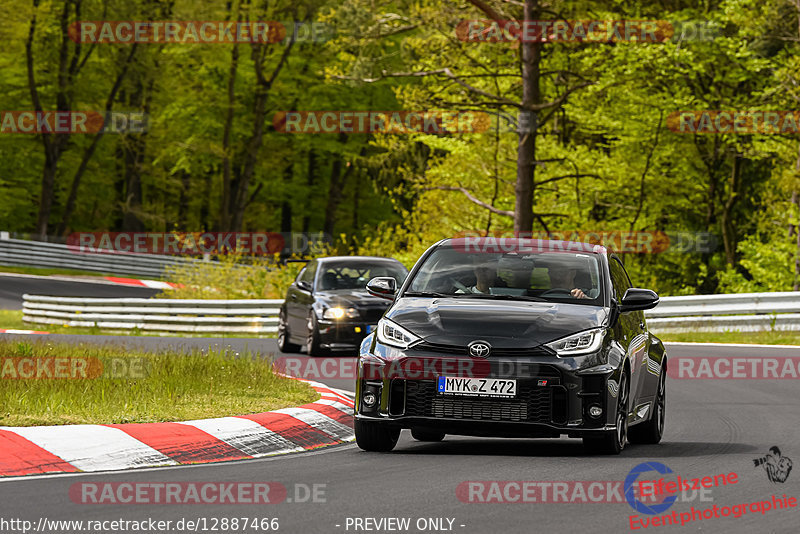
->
xmin=431 ymin=397 xmax=528 ymax=421
xmin=402 ymin=380 xmax=556 ymax=423
xmin=414 ymin=342 xmax=556 ymax=358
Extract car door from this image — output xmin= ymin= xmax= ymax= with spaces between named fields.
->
xmin=608 ymin=256 xmax=647 ymax=406
xmin=287 ymin=260 xmax=317 ymax=333
xmin=617 ymin=261 xmax=660 ymax=404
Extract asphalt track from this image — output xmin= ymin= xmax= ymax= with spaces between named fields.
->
xmin=0 ymin=274 xmax=159 ymax=310
xmin=1 ymin=335 xmax=798 ymax=534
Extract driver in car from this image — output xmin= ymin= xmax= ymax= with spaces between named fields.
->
xmin=456 ymin=260 xmax=498 ymax=294
xmin=548 ymin=266 xmax=589 ymax=299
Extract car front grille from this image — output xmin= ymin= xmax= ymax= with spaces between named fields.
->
xmin=402 ymin=379 xmax=558 ymax=423
xmin=413 ymin=342 xmax=556 ymax=358
xmin=431 ymin=397 xmax=529 ymax=421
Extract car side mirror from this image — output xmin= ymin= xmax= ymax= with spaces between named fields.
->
xmin=366 ymin=277 xmax=396 ymax=300
xmin=296 ymin=280 xmax=312 ymax=292
xmin=620 ymin=288 xmax=659 ymax=312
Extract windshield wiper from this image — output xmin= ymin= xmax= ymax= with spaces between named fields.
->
xmin=452 ymin=293 xmax=547 ymax=302
xmin=402 ymin=291 xmax=452 ymax=298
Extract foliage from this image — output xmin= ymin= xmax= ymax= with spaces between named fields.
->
xmin=2 ymin=0 xmax=800 ymax=295
xmin=159 ymin=252 xmax=321 ymax=300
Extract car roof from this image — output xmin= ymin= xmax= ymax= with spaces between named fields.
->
xmin=437 ymin=237 xmax=608 ymax=255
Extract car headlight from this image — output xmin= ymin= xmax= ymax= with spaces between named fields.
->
xmin=546 ymin=328 xmax=606 ymax=356
xmin=322 ymin=307 xmax=359 ymax=320
xmin=376 ymin=318 xmax=422 ymax=349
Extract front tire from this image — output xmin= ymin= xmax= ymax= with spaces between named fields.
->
xmin=584 ymin=371 xmax=629 ymax=455
xmin=411 ymin=428 xmax=445 ymax=442
xmin=355 ymin=419 xmax=400 ymax=452
xmin=306 ymin=314 xmax=328 ymax=357
xmin=629 ymin=369 xmax=666 ymax=445
xmin=277 ymin=310 xmax=301 ymax=353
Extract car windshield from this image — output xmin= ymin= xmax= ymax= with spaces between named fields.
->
xmin=317 ymin=262 xmax=407 ymax=291
xmin=405 ymin=246 xmax=603 ymax=304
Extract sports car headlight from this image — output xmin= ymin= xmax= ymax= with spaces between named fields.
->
xmin=546 ymin=328 xmax=606 ymax=356
xmin=322 ymin=307 xmax=359 ymax=320
xmin=376 ymin=318 xmax=421 ymax=349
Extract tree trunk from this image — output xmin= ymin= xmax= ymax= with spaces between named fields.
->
xmin=720 ymin=153 xmax=741 ymax=267
xmin=177 ymin=169 xmax=190 ymax=228
xmin=323 ymin=158 xmax=344 ymax=238
xmin=302 ymin=149 xmax=316 ymax=234
xmin=57 ymin=44 xmax=138 ymax=235
xmin=122 ymin=132 xmax=146 ymax=232
xmin=200 ymin=171 xmax=213 ymax=231
xmin=119 ymin=71 xmax=153 ymax=232
xmin=793 ymin=143 xmax=800 ymax=290
xmin=514 ymin=0 xmax=542 ymax=236
xmin=281 ymin=162 xmax=293 ymax=233
xmin=220 ymin=18 xmax=239 ymax=231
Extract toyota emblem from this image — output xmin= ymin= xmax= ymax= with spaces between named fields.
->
xmin=468 ymin=341 xmax=491 ymax=358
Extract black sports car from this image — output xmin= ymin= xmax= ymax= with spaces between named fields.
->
xmin=354 ymin=238 xmax=666 ymax=455
xmin=277 ymin=256 xmax=408 ymax=356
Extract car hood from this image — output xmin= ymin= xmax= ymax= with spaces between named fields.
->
xmin=385 ymin=297 xmax=609 ymax=346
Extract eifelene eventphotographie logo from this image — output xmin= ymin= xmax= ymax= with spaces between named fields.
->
xmin=753 ymin=446 xmax=793 ymax=484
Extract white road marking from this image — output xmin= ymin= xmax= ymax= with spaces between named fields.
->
xmin=0 ymin=443 xmax=357 ymax=482
xmin=177 ymin=417 xmax=303 ymax=457
xmin=273 ymin=407 xmax=353 ymax=441
xmin=1 ymin=425 xmax=177 ymax=472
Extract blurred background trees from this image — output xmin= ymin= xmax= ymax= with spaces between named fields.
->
xmin=1 ymin=0 xmax=799 ymax=295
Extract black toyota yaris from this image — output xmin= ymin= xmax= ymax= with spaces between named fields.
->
xmin=354 ymin=237 xmax=667 ymax=455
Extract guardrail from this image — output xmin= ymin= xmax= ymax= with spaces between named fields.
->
xmin=0 ymin=233 xmax=205 ymax=278
xmin=22 ymin=295 xmax=281 ymax=334
xmin=18 ymin=291 xmax=800 ymax=336
xmin=645 ymin=292 xmax=800 ymax=333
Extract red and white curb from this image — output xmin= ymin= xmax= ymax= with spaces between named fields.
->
xmin=0 ymin=329 xmax=50 ymax=335
xmin=103 ymin=277 xmax=180 ymax=289
xmin=0 ymin=379 xmax=354 ymax=478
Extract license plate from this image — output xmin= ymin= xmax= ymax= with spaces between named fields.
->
xmin=366 ymin=324 xmax=377 ymax=334
xmin=437 ymin=377 xmax=517 ymax=397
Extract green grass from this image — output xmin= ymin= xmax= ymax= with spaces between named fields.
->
xmin=658 ymin=330 xmax=800 ymax=345
xmin=0 ymin=340 xmax=317 ymax=426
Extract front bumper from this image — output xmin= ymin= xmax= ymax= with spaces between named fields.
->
xmin=354 ymin=345 xmax=622 ymax=438
xmin=317 ymin=320 xmax=377 ymax=350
